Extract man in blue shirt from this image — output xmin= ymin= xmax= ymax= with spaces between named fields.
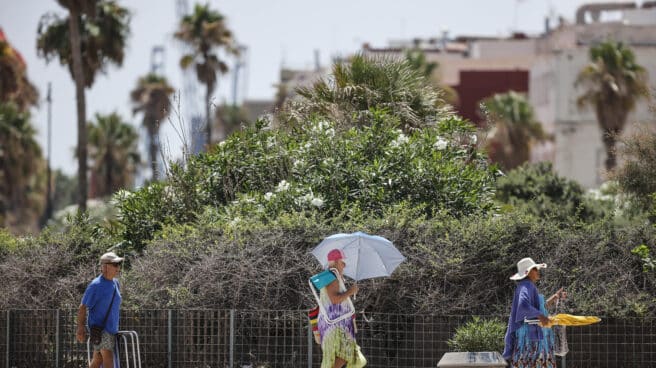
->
xmin=76 ymin=252 xmax=123 ymax=368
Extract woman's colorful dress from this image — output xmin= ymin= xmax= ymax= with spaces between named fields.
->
xmin=503 ymin=279 xmax=556 ymax=368
xmin=508 ymin=294 xmax=556 ymax=368
xmin=317 ymin=274 xmax=366 ymax=368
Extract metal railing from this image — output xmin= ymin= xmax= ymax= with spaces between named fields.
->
xmin=0 ymin=309 xmax=654 ymax=368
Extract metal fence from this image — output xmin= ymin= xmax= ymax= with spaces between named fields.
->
xmin=0 ymin=309 xmax=654 ymax=368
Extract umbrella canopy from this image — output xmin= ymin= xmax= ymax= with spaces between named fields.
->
xmin=311 ymin=231 xmax=406 ymax=281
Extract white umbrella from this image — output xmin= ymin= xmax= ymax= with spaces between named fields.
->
xmin=311 ymin=231 xmax=406 ymax=281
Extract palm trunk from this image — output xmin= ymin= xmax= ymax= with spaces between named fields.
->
xmin=105 ymin=151 xmax=112 ymax=196
xmin=205 ymin=84 xmax=212 ymax=146
xmin=597 ymin=103 xmax=628 ymax=172
xmin=148 ymin=122 xmax=159 ymax=181
xmin=69 ymin=10 xmax=88 ymax=211
xmin=602 ymin=129 xmax=619 ymax=171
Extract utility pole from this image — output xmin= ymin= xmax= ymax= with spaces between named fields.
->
xmin=40 ymin=82 xmax=53 ymax=228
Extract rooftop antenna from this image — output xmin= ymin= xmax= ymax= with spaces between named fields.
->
xmin=150 ymin=45 xmax=165 ymax=75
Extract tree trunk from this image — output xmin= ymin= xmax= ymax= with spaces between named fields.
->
xmin=597 ymin=102 xmax=628 ymax=172
xmin=105 ymin=151 xmax=112 ymax=197
xmin=69 ymin=10 xmax=88 ymax=211
xmin=602 ymin=128 xmax=619 ymax=171
xmin=205 ymin=84 xmax=212 ymax=147
xmin=148 ymin=121 xmax=159 ymax=181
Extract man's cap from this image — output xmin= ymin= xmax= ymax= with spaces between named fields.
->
xmin=100 ymin=252 xmax=124 ymax=264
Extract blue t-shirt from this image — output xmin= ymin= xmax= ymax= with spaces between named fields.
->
xmin=81 ymin=275 xmax=121 ymax=334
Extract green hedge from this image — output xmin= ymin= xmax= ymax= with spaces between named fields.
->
xmin=4 ymin=207 xmax=653 ymax=317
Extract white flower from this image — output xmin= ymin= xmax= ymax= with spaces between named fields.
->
xmin=264 ymin=192 xmax=274 ymax=201
xmin=260 ymin=113 xmax=274 ymax=128
xmin=229 ymin=217 xmax=241 ymax=226
xmin=390 ymin=134 xmax=409 ymax=148
xmin=470 ymin=134 xmax=478 ymax=144
xmin=304 ymin=142 xmax=312 ymax=149
xmin=434 ymin=137 xmax=448 ymax=150
xmin=276 ymin=180 xmax=290 ymax=192
xmin=325 ymin=128 xmax=335 ymax=137
xmin=266 ymin=136 xmax=276 ymax=148
xmin=311 ymin=197 xmax=325 ymax=208
xmin=218 ymin=140 xmax=226 ymax=147
xmin=301 ymin=193 xmax=314 ymax=203
xmin=293 ymin=159 xmax=304 ymax=168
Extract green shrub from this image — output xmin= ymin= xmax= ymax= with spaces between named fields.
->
xmin=496 ymin=162 xmax=608 ymax=221
xmin=0 ymin=228 xmax=20 ymax=256
xmin=613 ymin=127 xmax=656 ymax=217
xmin=447 ymin=317 xmax=506 ymax=352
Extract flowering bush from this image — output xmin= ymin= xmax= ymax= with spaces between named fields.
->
xmin=114 ymin=110 xmax=499 ymax=250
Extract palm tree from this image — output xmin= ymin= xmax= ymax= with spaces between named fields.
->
xmin=175 ymin=3 xmax=236 ymax=145
xmin=404 ymin=48 xmax=458 ymax=106
xmin=87 ymin=112 xmax=140 ymax=198
xmin=289 ymin=54 xmax=452 ymax=132
xmin=405 ymin=48 xmax=438 ymax=79
xmin=576 ymin=40 xmax=649 ymax=171
xmin=0 ymin=102 xmax=45 ymax=232
xmin=0 ymin=37 xmax=39 ymax=111
xmin=37 ymin=0 xmax=130 ymax=210
xmin=130 ymin=73 xmax=174 ymax=181
xmin=482 ymin=91 xmax=547 ymax=171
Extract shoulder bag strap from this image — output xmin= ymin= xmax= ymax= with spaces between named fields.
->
xmin=101 ymin=284 xmax=117 ymax=327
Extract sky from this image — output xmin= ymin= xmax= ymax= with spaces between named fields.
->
xmin=0 ymin=0 xmax=608 ymax=175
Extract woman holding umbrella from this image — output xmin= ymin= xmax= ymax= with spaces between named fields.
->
xmin=502 ymin=257 xmax=566 ymax=368
xmin=317 ymin=249 xmax=367 ymax=368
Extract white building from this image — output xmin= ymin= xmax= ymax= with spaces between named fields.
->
xmin=530 ymin=2 xmax=656 ymax=188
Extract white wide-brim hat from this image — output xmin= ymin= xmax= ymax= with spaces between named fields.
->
xmin=510 ymin=257 xmax=547 ymax=280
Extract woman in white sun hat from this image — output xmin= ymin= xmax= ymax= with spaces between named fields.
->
xmin=502 ymin=257 xmax=567 ymax=368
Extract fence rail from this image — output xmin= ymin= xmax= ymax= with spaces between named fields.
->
xmin=0 ymin=309 xmax=654 ymax=368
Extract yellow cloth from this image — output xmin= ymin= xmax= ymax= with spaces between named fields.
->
xmin=540 ymin=313 xmax=601 ymax=327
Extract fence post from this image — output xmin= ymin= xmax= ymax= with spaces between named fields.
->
xmin=168 ymin=309 xmax=173 ymax=368
xmin=5 ymin=310 xmax=10 ymax=368
xmin=55 ymin=309 xmax=60 ymax=368
xmin=229 ymin=310 xmax=235 ymax=368
xmin=307 ymin=323 xmax=312 ymax=368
